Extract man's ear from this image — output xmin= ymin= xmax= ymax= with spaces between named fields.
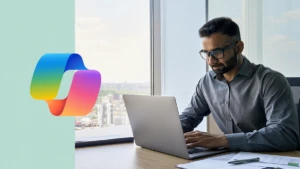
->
xmin=237 ymin=41 xmax=244 ymax=54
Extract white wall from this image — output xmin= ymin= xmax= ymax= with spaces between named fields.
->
xmin=160 ymin=0 xmax=207 ymax=131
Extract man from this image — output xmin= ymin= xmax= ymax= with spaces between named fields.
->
xmin=180 ymin=17 xmax=300 ymax=152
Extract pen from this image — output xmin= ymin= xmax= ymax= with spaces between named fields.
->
xmin=228 ymin=157 xmax=260 ymax=165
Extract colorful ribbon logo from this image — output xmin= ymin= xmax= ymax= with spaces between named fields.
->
xmin=30 ymin=53 xmax=101 ymax=116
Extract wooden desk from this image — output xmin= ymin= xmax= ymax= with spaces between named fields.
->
xmin=76 ymin=143 xmax=300 ymax=169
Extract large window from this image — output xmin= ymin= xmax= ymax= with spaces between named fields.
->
xmin=208 ymin=0 xmax=300 ymax=77
xmin=262 ymin=0 xmax=300 ymax=77
xmin=207 ymin=0 xmax=300 ymax=134
xmin=75 ymin=0 xmax=151 ymax=142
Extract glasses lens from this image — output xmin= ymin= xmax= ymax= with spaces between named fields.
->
xmin=200 ymin=51 xmax=209 ymax=60
xmin=211 ymin=50 xmax=223 ymax=59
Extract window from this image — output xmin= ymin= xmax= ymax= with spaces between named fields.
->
xmin=207 ymin=0 xmax=300 ymax=134
xmin=261 ymin=0 xmax=300 ymax=77
xmin=208 ymin=0 xmax=300 ymax=77
xmin=75 ymin=0 xmax=152 ymax=143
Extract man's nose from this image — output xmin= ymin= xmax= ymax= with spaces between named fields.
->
xmin=207 ymin=55 xmax=218 ymax=65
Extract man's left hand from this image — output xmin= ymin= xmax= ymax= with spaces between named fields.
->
xmin=184 ymin=131 xmax=229 ymax=149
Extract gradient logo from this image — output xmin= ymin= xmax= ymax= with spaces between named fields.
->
xmin=30 ymin=53 xmax=101 ymax=116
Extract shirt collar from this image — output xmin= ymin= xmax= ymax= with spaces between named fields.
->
xmin=212 ymin=55 xmax=253 ymax=79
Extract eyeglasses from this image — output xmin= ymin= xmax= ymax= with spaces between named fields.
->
xmin=199 ymin=41 xmax=238 ymax=60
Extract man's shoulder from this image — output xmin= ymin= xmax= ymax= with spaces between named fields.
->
xmin=252 ymin=63 xmax=286 ymax=81
xmin=251 ymin=63 xmax=288 ymax=89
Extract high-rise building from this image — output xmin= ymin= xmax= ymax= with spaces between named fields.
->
xmin=106 ymin=103 xmax=112 ymax=126
xmin=113 ymin=115 xmax=123 ymax=126
xmin=102 ymin=96 xmax=109 ymax=104
xmin=96 ymin=104 xmax=103 ymax=127
xmin=96 ymin=96 xmax=102 ymax=104
xmin=113 ymin=93 xmax=121 ymax=100
xmin=107 ymin=94 xmax=113 ymax=103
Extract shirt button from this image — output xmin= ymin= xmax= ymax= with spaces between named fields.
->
xmin=225 ymin=101 xmax=228 ymax=104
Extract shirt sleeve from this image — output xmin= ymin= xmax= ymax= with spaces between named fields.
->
xmin=179 ymin=77 xmax=211 ymax=133
xmin=225 ymin=72 xmax=300 ymax=152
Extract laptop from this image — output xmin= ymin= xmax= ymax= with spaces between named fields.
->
xmin=122 ymin=94 xmax=229 ymax=160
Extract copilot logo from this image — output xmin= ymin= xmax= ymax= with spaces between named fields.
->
xmin=30 ymin=53 xmax=101 ymax=116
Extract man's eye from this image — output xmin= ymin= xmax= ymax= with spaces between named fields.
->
xmin=212 ymin=50 xmax=222 ymax=54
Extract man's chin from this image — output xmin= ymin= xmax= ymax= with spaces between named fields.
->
xmin=213 ymin=69 xmax=224 ymax=75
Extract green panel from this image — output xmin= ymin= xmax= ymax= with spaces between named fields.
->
xmin=0 ymin=0 xmax=75 ymax=169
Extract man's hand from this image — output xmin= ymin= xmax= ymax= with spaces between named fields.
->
xmin=184 ymin=130 xmax=229 ymax=149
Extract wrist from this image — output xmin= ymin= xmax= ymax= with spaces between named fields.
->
xmin=218 ymin=134 xmax=229 ymax=148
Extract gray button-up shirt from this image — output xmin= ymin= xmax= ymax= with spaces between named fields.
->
xmin=179 ymin=55 xmax=300 ymax=151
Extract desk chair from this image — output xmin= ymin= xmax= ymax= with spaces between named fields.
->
xmin=286 ymin=77 xmax=300 ymax=150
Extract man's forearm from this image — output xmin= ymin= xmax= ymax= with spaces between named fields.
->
xmin=179 ymin=78 xmax=210 ymax=133
xmin=179 ymin=114 xmax=197 ymax=133
xmin=225 ymin=125 xmax=299 ymax=152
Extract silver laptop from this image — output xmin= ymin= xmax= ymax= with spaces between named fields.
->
xmin=123 ymin=94 xmax=229 ymax=160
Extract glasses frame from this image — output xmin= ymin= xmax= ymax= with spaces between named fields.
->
xmin=199 ymin=40 xmax=238 ymax=60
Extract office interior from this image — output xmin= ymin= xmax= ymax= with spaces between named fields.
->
xmin=75 ymin=0 xmax=300 ymax=168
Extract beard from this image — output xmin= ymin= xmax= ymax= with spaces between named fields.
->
xmin=210 ymin=50 xmax=238 ymax=76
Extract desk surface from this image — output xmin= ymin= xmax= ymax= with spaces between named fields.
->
xmin=76 ymin=143 xmax=300 ymax=169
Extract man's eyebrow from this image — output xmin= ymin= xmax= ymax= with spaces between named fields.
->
xmin=202 ymin=47 xmax=223 ymax=52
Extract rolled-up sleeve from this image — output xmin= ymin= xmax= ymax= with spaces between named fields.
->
xmin=179 ymin=78 xmax=211 ymax=133
xmin=225 ymin=72 xmax=300 ymax=151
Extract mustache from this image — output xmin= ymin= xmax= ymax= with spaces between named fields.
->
xmin=211 ymin=64 xmax=224 ymax=67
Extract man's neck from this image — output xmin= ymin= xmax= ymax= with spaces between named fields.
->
xmin=223 ymin=55 xmax=243 ymax=83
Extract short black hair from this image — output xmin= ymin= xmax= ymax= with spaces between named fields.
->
xmin=199 ymin=17 xmax=241 ymax=41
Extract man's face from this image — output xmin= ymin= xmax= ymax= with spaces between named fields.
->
xmin=202 ymin=33 xmax=238 ymax=75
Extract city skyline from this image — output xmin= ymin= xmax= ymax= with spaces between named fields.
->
xmin=75 ymin=82 xmax=150 ymax=130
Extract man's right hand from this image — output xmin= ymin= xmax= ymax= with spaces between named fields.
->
xmin=184 ymin=130 xmax=229 ymax=149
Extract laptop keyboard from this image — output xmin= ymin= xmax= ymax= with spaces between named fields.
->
xmin=188 ymin=147 xmax=228 ymax=154
xmin=188 ymin=147 xmax=207 ymax=154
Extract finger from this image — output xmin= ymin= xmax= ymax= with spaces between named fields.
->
xmin=184 ymin=130 xmax=199 ymax=134
xmin=183 ymin=131 xmax=195 ymax=135
xmin=186 ymin=132 xmax=213 ymax=139
xmin=188 ymin=137 xmax=216 ymax=149
xmin=184 ymin=131 xmax=202 ymax=138
xmin=184 ymin=133 xmax=197 ymax=138
xmin=185 ymin=137 xmax=200 ymax=144
xmin=187 ymin=142 xmax=199 ymax=149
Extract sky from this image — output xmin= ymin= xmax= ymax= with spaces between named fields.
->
xmin=75 ymin=0 xmax=150 ymax=83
